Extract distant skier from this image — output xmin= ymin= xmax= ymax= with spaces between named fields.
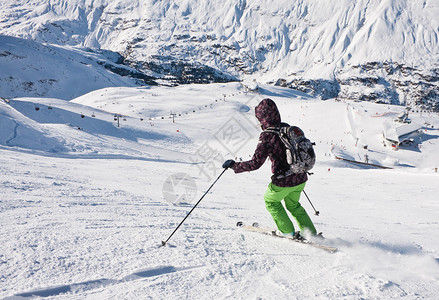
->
xmin=223 ymin=98 xmax=317 ymax=238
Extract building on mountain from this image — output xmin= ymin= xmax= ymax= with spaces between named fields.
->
xmin=382 ymin=121 xmax=423 ymax=150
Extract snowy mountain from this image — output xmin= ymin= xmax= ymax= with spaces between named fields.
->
xmin=1 ymin=0 xmax=439 ymax=109
xmin=0 ymin=34 xmax=160 ymax=100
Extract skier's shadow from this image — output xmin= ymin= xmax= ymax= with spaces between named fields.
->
xmin=8 ymin=265 xmax=202 ymax=299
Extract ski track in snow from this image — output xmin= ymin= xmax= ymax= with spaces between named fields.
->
xmin=1 ymin=83 xmax=439 ymax=299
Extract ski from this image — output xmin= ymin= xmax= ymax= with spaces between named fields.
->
xmin=236 ymin=221 xmax=338 ymax=253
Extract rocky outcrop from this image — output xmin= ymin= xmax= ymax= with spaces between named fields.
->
xmin=126 ymin=55 xmax=238 ymax=85
xmin=273 ymin=62 xmax=439 ymax=111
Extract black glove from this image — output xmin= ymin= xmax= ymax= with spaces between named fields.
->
xmin=222 ymin=159 xmax=235 ymax=169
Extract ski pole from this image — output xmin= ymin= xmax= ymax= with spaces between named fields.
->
xmin=161 ymin=167 xmax=228 ymax=247
xmin=303 ymin=190 xmax=320 ymax=216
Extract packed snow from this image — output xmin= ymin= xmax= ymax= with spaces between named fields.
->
xmin=1 ymin=83 xmax=438 ymax=299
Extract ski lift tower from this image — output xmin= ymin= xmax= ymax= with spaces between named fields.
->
xmin=114 ymin=114 xmax=122 ymax=127
xmin=170 ymin=112 xmax=177 ymax=123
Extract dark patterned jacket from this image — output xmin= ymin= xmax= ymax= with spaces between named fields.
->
xmin=231 ymin=98 xmax=308 ymax=187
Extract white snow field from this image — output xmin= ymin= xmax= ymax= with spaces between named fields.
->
xmin=1 ymin=83 xmax=439 ymax=299
xmin=0 ymin=34 xmax=141 ymax=100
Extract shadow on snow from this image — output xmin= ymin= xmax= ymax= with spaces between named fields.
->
xmin=8 ymin=265 xmax=203 ymax=299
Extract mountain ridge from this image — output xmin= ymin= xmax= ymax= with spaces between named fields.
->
xmin=1 ymin=0 xmax=438 ymax=109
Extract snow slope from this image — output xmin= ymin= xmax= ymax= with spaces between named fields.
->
xmin=0 ymin=35 xmax=154 ymax=100
xmin=1 ymin=83 xmax=439 ymax=299
xmin=0 ymin=32 xmax=231 ymax=100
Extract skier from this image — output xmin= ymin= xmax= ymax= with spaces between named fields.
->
xmin=223 ymin=98 xmax=317 ymax=239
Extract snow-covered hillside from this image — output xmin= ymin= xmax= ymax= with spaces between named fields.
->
xmin=1 ymin=0 xmax=439 ymax=108
xmin=1 ymin=83 xmax=439 ymax=299
xmin=0 ymin=35 xmax=159 ymax=100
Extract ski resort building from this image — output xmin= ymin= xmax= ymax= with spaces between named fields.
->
xmin=382 ymin=121 xmax=423 ymax=150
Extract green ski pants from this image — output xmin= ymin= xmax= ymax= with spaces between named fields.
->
xmin=264 ymin=182 xmax=317 ymax=235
